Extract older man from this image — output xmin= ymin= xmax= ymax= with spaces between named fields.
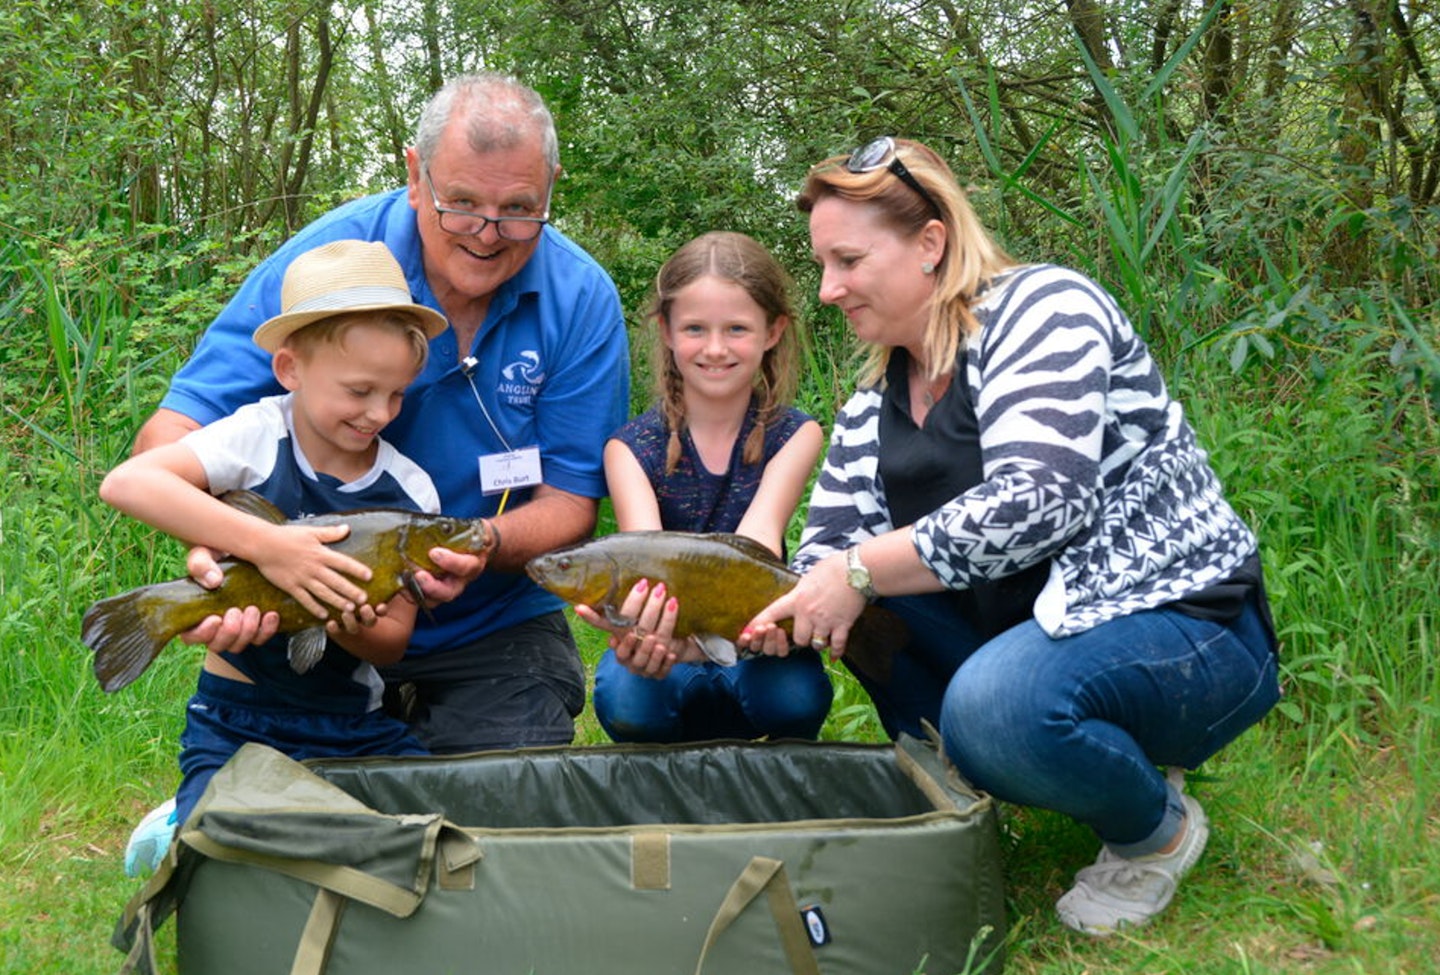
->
xmin=133 ymin=73 xmax=630 ymax=754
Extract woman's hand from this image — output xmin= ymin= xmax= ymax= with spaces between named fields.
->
xmin=742 ymin=552 xmax=867 ymax=658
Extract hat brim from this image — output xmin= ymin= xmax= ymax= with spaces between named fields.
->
xmin=253 ymin=302 xmax=450 ymax=354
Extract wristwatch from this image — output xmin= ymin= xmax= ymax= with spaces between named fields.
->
xmin=845 ymin=545 xmax=878 ymax=601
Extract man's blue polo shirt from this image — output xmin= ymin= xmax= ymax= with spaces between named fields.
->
xmin=159 ymin=188 xmax=630 ymax=655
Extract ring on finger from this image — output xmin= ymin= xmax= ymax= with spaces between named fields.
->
xmin=810 ymin=636 xmax=828 ymax=650
xmin=632 ymin=626 xmax=648 ymax=639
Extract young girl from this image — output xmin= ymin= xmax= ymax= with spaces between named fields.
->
xmin=581 ymin=231 xmax=832 ymax=742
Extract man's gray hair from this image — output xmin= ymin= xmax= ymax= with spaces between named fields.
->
xmin=414 ymin=73 xmax=559 ymax=172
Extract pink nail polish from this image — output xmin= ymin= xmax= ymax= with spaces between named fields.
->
xmin=635 ymin=578 xmax=649 ymax=594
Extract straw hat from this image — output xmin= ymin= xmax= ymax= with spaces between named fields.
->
xmin=252 ymin=240 xmax=449 ymax=353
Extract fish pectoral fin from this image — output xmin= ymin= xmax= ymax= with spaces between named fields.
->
xmin=287 ymin=627 xmax=329 ymax=674
xmin=694 ymin=633 xmax=739 ymax=667
xmin=218 ymin=489 xmax=290 ymax=525
xmin=602 ymin=607 xmax=636 ymax=628
xmin=400 ymin=571 xmax=437 ymax=625
xmin=844 ymin=606 xmax=906 ymax=684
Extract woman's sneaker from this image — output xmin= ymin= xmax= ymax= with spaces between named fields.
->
xmin=1055 ymin=793 xmax=1210 ymax=935
xmin=123 ymin=798 xmax=178 ymax=877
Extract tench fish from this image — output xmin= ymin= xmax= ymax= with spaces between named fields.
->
xmin=83 ymin=490 xmax=490 ymax=693
xmin=526 ymin=530 xmax=902 ymax=680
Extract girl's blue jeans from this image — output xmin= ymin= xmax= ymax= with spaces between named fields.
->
xmin=851 ymin=591 xmax=1280 ymax=853
xmin=594 ymin=648 xmax=833 ymax=743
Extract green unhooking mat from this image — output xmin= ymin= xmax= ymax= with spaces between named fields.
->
xmin=113 ymin=735 xmax=1006 ymax=974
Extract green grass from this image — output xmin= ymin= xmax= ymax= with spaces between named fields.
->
xmin=3 ymin=242 xmax=1438 ymax=973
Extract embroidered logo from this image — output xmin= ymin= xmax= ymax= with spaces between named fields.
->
xmin=498 ymin=350 xmax=544 ymax=405
xmin=799 ymin=904 xmax=832 ymax=946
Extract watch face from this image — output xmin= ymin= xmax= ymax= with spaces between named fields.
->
xmin=846 ymin=547 xmax=874 ymax=596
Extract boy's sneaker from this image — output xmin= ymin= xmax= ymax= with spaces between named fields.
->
xmin=1055 ymin=792 xmax=1210 ymax=935
xmin=123 ymin=798 xmax=178 ymax=877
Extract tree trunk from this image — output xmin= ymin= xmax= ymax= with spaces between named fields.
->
xmin=1328 ymin=1 xmax=1383 ymax=275
xmin=1200 ymin=0 xmax=1235 ymax=127
xmin=1388 ymin=0 xmax=1440 ymax=204
xmin=365 ymin=0 xmax=409 ymax=175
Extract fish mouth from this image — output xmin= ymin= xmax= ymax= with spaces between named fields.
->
xmin=441 ymin=521 xmax=489 ymax=554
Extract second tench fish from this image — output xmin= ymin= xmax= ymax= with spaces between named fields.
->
xmin=83 ymin=490 xmax=490 ymax=693
xmin=526 ymin=530 xmax=901 ymax=680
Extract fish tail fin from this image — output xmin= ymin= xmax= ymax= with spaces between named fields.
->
xmin=844 ymin=606 xmax=908 ymax=684
xmin=82 ymin=588 xmax=183 ymax=693
xmin=287 ymin=627 xmax=329 ymax=674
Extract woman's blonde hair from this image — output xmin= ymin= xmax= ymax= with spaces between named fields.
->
xmin=797 ymin=138 xmax=1016 ymax=385
xmin=648 ymin=231 xmax=800 ymax=473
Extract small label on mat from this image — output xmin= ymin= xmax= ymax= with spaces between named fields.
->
xmin=799 ymin=905 xmax=832 ymax=947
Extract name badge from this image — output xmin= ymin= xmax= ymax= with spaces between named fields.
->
xmin=479 ymin=446 xmax=543 ymax=495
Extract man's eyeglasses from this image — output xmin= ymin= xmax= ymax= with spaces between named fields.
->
xmin=422 ymin=165 xmax=550 ymax=242
xmin=845 ymin=136 xmax=942 ymax=219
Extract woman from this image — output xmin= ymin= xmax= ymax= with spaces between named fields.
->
xmin=740 ymin=137 xmax=1280 ymax=935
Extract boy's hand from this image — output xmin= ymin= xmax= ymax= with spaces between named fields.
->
xmin=180 ymin=546 xmax=280 ymax=652
xmin=327 ymin=602 xmax=385 ymax=636
xmin=182 ymin=605 xmax=281 ymax=654
xmin=254 ymin=523 xmax=372 ymax=618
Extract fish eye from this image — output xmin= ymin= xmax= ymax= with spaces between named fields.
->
xmin=557 ymin=556 xmax=572 ymax=570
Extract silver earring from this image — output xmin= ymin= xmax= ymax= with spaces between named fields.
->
xmin=921 ymin=262 xmax=935 ymax=275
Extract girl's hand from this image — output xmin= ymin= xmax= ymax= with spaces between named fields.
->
xmin=575 ymin=579 xmax=693 ymax=679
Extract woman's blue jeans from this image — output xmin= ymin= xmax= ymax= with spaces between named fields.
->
xmin=851 ymin=592 xmax=1280 ymax=852
xmin=594 ymin=648 xmax=833 ymax=743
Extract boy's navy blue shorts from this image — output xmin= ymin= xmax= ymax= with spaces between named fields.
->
xmin=174 ymin=669 xmax=426 ymax=825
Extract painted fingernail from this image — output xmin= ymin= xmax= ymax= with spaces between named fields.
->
xmin=666 ymin=597 xmax=678 ymax=612
xmin=635 ymin=578 xmax=649 ymax=594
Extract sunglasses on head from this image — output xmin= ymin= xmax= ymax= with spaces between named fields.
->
xmin=845 ymin=136 xmax=942 ymax=219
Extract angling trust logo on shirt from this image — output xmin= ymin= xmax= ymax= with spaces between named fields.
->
xmin=497 ymin=350 xmax=544 ymax=405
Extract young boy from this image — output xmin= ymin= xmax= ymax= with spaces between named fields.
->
xmin=101 ymin=239 xmax=450 ymax=874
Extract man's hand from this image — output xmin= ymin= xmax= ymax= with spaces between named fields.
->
xmin=413 ymin=546 xmax=487 ymax=606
